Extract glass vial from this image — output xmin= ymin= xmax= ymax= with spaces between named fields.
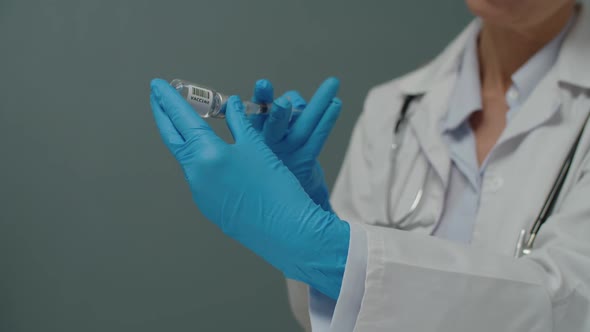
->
xmin=170 ymin=79 xmax=272 ymax=118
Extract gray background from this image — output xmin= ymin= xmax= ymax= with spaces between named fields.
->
xmin=0 ymin=1 xmax=472 ymax=331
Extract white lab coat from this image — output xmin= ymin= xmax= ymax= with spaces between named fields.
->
xmin=287 ymin=5 xmax=590 ymax=332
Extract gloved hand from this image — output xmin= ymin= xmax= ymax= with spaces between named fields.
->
xmin=247 ymin=78 xmax=341 ymax=211
xmin=150 ymin=79 xmax=350 ymax=300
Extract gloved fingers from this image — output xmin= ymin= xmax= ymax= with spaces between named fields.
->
xmin=288 ymin=77 xmax=340 ymax=148
xmin=252 ymin=79 xmax=274 ymax=104
xmin=304 ymin=97 xmax=342 ymax=157
xmin=263 ymin=96 xmax=292 ymax=145
xmin=283 ymin=90 xmax=307 ymax=124
xmin=247 ymin=114 xmax=266 ymax=132
xmin=150 ymin=79 xmax=217 ymax=144
xmin=247 ymin=79 xmax=274 ymax=132
xmin=284 ymin=90 xmax=308 ymax=110
xmin=150 ymin=94 xmax=185 ymax=149
xmin=225 ymin=95 xmax=258 ymax=143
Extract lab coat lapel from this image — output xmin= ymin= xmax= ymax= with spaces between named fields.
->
xmin=396 ymin=20 xmax=480 ymax=190
xmin=556 ymin=4 xmax=590 ymax=90
xmin=496 ymin=70 xmax=562 ymax=147
xmin=407 ymin=78 xmax=456 ymax=189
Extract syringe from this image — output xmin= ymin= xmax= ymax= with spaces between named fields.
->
xmin=171 ymin=79 xmax=301 ymax=119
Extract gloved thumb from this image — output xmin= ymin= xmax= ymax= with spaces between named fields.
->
xmin=252 ymin=79 xmax=274 ymax=104
xmin=225 ymin=95 xmax=258 ymax=143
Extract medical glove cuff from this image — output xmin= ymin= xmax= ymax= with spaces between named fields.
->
xmin=291 ymin=213 xmax=350 ymax=301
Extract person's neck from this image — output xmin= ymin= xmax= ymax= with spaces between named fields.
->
xmin=478 ymin=4 xmax=575 ymax=93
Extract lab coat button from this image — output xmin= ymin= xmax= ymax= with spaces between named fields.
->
xmin=507 ymin=89 xmax=519 ymax=101
xmin=483 ymin=175 xmax=504 ymax=192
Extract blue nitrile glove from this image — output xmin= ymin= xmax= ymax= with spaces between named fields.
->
xmin=248 ymin=78 xmax=341 ymax=212
xmin=150 ymin=79 xmax=350 ymax=300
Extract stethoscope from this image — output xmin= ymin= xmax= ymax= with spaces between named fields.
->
xmin=386 ymin=95 xmax=429 ymax=226
xmin=387 ymin=94 xmax=590 ymax=258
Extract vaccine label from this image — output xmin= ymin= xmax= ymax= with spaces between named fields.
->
xmin=187 ymin=85 xmax=214 ymax=117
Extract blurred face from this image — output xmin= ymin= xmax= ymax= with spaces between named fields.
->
xmin=465 ymin=0 xmax=575 ymax=30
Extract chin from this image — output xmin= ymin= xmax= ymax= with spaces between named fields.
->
xmin=465 ymin=0 xmax=574 ymax=29
xmin=465 ymin=0 xmax=524 ymax=26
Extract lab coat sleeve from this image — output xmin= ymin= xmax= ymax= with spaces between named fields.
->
xmin=337 ymin=154 xmax=590 ymax=330
xmin=308 ymin=222 xmax=368 ymax=332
